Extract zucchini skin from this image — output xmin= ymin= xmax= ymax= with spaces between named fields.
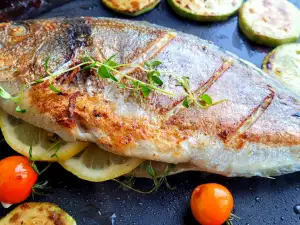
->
xmin=102 ymin=0 xmax=161 ymax=16
xmin=262 ymin=43 xmax=300 ymax=96
xmin=239 ymin=2 xmax=300 ymax=47
xmin=167 ymin=0 xmax=242 ymax=22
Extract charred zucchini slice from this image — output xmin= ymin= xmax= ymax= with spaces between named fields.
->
xmin=0 ymin=202 xmax=76 ymax=225
xmin=262 ymin=43 xmax=300 ymax=96
xmin=167 ymin=0 xmax=243 ymax=21
xmin=239 ymin=0 xmax=300 ymax=47
xmin=102 ymin=0 xmax=160 ymax=16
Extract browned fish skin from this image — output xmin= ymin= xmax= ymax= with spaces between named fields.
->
xmin=0 ymin=17 xmax=299 ymax=177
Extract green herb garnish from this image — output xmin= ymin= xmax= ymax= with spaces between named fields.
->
xmin=16 ymin=105 xmax=26 ymax=113
xmin=49 ymin=141 xmax=61 ymax=159
xmin=177 ymin=77 xmax=226 ymax=109
xmin=32 ymin=180 xmax=50 ymax=198
xmin=40 ymin=55 xmax=174 ymax=98
xmin=49 ymin=83 xmax=62 ymax=93
xmin=28 ymin=146 xmax=40 ymax=175
xmin=113 ymin=162 xmax=176 ymax=194
xmin=0 ymin=87 xmax=12 ymax=99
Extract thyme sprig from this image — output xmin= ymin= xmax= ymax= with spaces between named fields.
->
xmin=177 ymin=76 xmax=226 ymax=108
xmin=29 ymin=145 xmax=40 ymax=175
xmin=0 ymin=85 xmax=27 ymax=113
xmin=42 ymin=55 xmax=174 ymax=98
xmin=49 ymin=140 xmax=61 ymax=159
xmin=28 ymin=145 xmax=53 ymax=175
xmin=0 ymin=53 xmax=226 ymax=114
xmin=32 ymin=180 xmax=50 ymax=198
xmin=113 ymin=161 xmax=176 ymax=194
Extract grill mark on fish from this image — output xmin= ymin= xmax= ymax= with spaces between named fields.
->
xmin=119 ymin=32 xmax=176 ymax=75
xmin=195 ymin=59 xmax=234 ymax=96
xmin=224 ymin=89 xmax=275 ymax=148
xmin=58 ymin=32 xmax=176 ymax=95
xmin=165 ymin=59 xmax=234 ymax=118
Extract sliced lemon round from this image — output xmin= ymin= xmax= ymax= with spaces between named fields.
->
xmin=0 ymin=110 xmax=88 ymax=161
xmin=60 ymin=143 xmax=143 ymax=182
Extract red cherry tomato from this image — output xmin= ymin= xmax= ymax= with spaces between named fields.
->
xmin=0 ymin=156 xmax=38 ymax=204
xmin=191 ymin=183 xmax=234 ymax=225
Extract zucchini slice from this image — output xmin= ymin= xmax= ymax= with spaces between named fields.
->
xmin=0 ymin=202 xmax=76 ymax=225
xmin=167 ymin=0 xmax=243 ymax=21
xmin=102 ymin=0 xmax=160 ymax=16
xmin=239 ymin=0 xmax=300 ymax=47
xmin=262 ymin=43 xmax=300 ymax=96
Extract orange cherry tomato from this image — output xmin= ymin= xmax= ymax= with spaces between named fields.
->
xmin=191 ymin=183 xmax=234 ymax=225
xmin=0 ymin=156 xmax=38 ymax=204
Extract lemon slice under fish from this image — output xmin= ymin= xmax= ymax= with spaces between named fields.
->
xmin=0 ymin=110 xmax=88 ymax=161
xmin=60 ymin=143 xmax=143 ymax=182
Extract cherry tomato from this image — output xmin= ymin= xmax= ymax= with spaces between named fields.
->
xmin=0 ymin=156 xmax=38 ymax=204
xmin=191 ymin=183 xmax=233 ymax=225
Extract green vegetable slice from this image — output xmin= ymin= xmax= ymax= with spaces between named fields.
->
xmin=102 ymin=0 xmax=160 ymax=16
xmin=262 ymin=43 xmax=300 ymax=96
xmin=239 ymin=0 xmax=300 ymax=47
xmin=0 ymin=202 xmax=76 ymax=225
xmin=167 ymin=0 xmax=243 ymax=21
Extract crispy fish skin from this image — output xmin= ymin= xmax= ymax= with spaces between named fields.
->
xmin=0 ymin=17 xmax=299 ymax=177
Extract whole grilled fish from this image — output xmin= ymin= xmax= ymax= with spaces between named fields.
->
xmin=0 ymin=17 xmax=299 ymax=177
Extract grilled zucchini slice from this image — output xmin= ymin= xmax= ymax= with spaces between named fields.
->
xmin=0 ymin=202 xmax=76 ymax=225
xmin=239 ymin=0 xmax=300 ymax=47
xmin=167 ymin=0 xmax=243 ymax=21
xmin=102 ymin=0 xmax=160 ymax=16
xmin=262 ymin=43 xmax=300 ymax=96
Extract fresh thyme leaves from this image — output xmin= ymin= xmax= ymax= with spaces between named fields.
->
xmin=49 ymin=83 xmax=62 ymax=93
xmin=0 ymin=85 xmax=27 ymax=113
xmin=200 ymin=94 xmax=212 ymax=105
xmin=177 ymin=77 xmax=226 ymax=109
xmin=28 ymin=146 xmax=53 ymax=175
xmin=49 ymin=141 xmax=61 ymax=159
xmin=39 ymin=162 xmax=53 ymax=175
xmin=32 ymin=180 xmax=50 ymax=198
xmin=145 ymin=60 xmax=162 ymax=69
xmin=140 ymin=85 xmax=152 ymax=97
xmin=29 ymin=145 xmax=40 ymax=175
xmin=0 ymin=87 xmax=12 ymax=99
xmin=113 ymin=162 xmax=176 ymax=194
xmin=16 ymin=105 xmax=26 ymax=113
xmin=145 ymin=161 xmax=160 ymax=188
xmin=225 ymin=220 xmax=233 ymax=225
xmin=41 ymin=55 xmax=174 ymax=97
xmin=98 ymin=64 xmax=118 ymax=82
xmin=224 ymin=213 xmax=240 ymax=225
xmin=34 ymin=78 xmax=44 ymax=84
xmin=183 ymin=97 xmax=190 ymax=108
xmin=44 ymin=56 xmax=50 ymax=74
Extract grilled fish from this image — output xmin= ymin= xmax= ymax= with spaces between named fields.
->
xmin=0 ymin=17 xmax=299 ymax=177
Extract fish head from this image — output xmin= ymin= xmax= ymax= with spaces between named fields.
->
xmin=0 ymin=18 xmax=93 ymax=94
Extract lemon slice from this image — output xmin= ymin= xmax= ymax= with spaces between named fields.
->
xmin=0 ymin=110 xmax=88 ymax=161
xmin=60 ymin=143 xmax=143 ymax=182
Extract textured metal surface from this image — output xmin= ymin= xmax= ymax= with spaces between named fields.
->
xmin=1 ymin=0 xmax=300 ymax=224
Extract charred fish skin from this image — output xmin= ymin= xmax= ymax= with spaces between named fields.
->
xmin=0 ymin=17 xmax=299 ymax=178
